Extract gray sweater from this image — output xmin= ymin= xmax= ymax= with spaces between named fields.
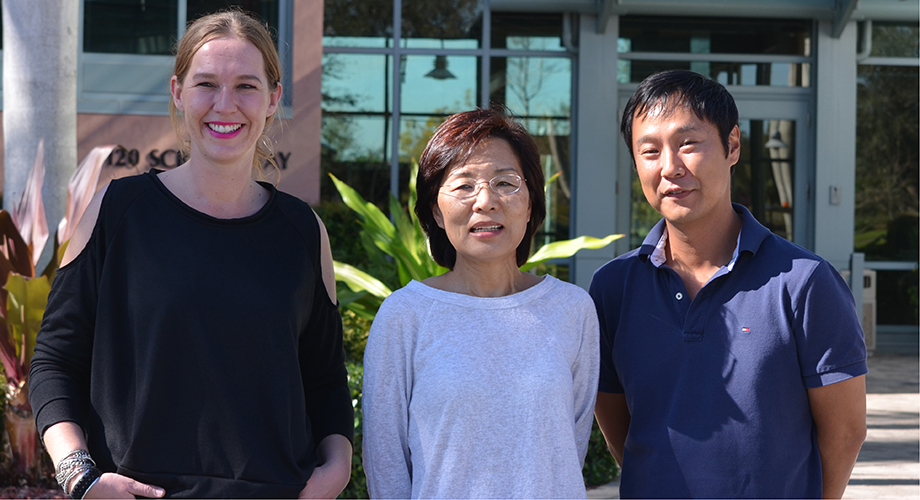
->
xmin=362 ymin=276 xmax=599 ymax=499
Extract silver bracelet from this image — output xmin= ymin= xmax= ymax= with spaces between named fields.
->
xmin=56 ymin=449 xmax=96 ymax=492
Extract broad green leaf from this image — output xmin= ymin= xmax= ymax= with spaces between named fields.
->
xmin=329 ymin=174 xmax=396 ymax=240
xmin=333 ymin=261 xmax=393 ymax=300
xmin=408 ymin=159 xmax=420 ymax=226
xmin=521 ymin=234 xmax=624 ymax=272
xmin=335 ymin=288 xmax=383 ymax=320
xmin=5 ymin=273 xmax=51 ymax=375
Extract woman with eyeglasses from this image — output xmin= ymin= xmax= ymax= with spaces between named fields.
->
xmin=361 ymin=106 xmax=599 ymax=499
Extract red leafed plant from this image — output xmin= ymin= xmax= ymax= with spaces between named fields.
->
xmin=0 ymin=143 xmax=117 ymax=484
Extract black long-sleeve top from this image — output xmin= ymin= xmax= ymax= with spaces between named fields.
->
xmin=29 ymin=170 xmax=353 ymax=498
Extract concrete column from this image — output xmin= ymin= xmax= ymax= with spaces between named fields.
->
xmin=2 ymin=0 xmax=79 ymax=269
xmin=814 ymin=20 xmax=858 ymax=269
xmin=573 ymin=14 xmax=620 ymax=289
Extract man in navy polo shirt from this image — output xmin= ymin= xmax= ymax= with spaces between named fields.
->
xmin=590 ymin=70 xmax=867 ymax=499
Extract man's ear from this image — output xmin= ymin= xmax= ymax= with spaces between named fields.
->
xmin=727 ymin=125 xmax=741 ymax=164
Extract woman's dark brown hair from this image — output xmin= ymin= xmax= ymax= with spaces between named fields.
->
xmin=415 ymin=106 xmax=546 ymax=269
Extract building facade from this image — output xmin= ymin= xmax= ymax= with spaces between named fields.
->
xmin=0 ymin=0 xmax=916 ymax=350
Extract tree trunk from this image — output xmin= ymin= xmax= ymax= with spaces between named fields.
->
xmin=2 ymin=0 xmax=79 ymax=271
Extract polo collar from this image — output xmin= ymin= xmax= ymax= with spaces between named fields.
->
xmin=639 ymin=203 xmax=772 ymax=268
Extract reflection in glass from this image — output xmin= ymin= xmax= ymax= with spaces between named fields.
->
xmin=490 ymin=57 xmax=572 ymax=117
xmin=322 ymin=54 xmax=390 ymax=113
xmin=491 ymin=12 xmax=565 ymax=51
xmin=867 ymin=22 xmax=919 ymax=58
xmin=323 ymin=0 xmax=393 ymax=48
xmin=620 ymin=16 xmax=811 ymax=56
xmin=401 ymin=55 xmax=478 ymax=114
xmin=402 ymin=0 xmax=482 ymax=48
xmin=187 ymin=0 xmax=278 ymax=32
xmin=84 ymin=0 xmax=178 ymax=54
xmin=321 ymin=114 xmax=390 ymax=206
xmin=621 ymin=60 xmax=810 ymax=87
xmin=733 ymin=119 xmax=795 ymax=241
xmin=855 ymin=65 xmax=919 ymax=262
xmin=488 ymin=56 xmax=573 ymax=251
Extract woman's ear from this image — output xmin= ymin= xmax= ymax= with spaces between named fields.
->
xmin=170 ymin=75 xmax=184 ymax=113
xmin=267 ymin=83 xmax=282 ymax=117
xmin=432 ymin=204 xmax=445 ymax=229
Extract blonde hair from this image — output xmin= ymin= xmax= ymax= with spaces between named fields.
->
xmin=169 ymin=9 xmax=282 ymax=177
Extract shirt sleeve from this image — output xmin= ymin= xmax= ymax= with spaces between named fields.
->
xmin=361 ymin=294 xmax=415 ymax=500
xmin=300 ymin=274 xmax=355 ymax=446
xmin=589 ymin=269 xmax=624 ymax=394
xmin=29 ymin=229 xmax=101 ymax=439
xmin=572 ymin=292 xmax=601 ymax=466
xmin=794 ymin=260 xmax=868 ymax=388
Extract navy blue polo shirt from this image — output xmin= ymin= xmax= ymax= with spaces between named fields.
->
xmin=590 ymin=204 xmax=867 ymax=499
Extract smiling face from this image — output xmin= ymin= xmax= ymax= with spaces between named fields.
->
xmin=170 ymin=36 xmax=281 ymax=170
xmin=631 ymin=106 xmax=740 ymax=229
xmin=433 ymin=138 xmax=532 ymax=270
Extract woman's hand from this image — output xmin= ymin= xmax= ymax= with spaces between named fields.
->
xmin=298 ymin=434 xmax=352 ymax=499
xmin=84 ymin=472 xmax=165 ymax=499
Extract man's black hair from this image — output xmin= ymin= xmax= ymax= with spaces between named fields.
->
xmin=621 ymin=70 xmax=739 ymax=160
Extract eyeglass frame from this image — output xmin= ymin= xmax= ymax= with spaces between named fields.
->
xmin=438 ymin=173 xmax=527 ymax=202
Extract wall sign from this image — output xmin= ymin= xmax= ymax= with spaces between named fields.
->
xmin=105 ymin=148 xmax=292 ymax=170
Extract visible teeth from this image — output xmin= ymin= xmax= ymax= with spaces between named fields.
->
xmin=209 ymin=123 xmax=242 ymax=134
xmin=471 ymin=225 xmax=501 ymax=233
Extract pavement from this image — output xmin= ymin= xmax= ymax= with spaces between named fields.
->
xmin=586 ymin=352 xmax=920 ymax=499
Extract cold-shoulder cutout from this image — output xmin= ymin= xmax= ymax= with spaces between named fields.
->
xmin=315 ymin=211 xmax=337 ymax=305
xmin=61 ymin=184 xmax=109 ymax=267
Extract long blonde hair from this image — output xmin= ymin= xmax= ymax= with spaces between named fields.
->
xmin=169 ymin=9 xmax=282 ymax=177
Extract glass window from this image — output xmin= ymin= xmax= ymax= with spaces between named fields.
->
xmin=619 ymin=60 xmax=810 ymax=87
xmin=321 ymin=52 xmax=391 ymax=207
xmin=618 ymin=16 xmax=812 ymax=88
xmin=867 ymin=21 xmax=919 ymax=58
xmin=733 ymin=119 xmax=796 ymax=241
xmin=84 ymin=0 xmax=280 ymax=54
xmin=400 ymin=55 xmax=479 ymax=114
xmin=323 ymin=0 xmax=393 ymax=48
xmin=187 ymin=0 xmax=278 ymax=31
xmin=491 ymin=12 xmax=565 ymax=51
xmin=321 ymin=113 xmax=390 ymax=206
xmin=84 ymin=0 xmax=178 ymax=54
xmin=855 ymin=59 xmax=918 ymax=327
xmin=490 ymin=56 xmax=573 ymax=267
xmin=491 ymin=56 xmax=571 ymax=118
xmin=401 ymin=0 xmax=482 ymax=49
xmin=620 ymin=16 xmax=811 ymax=56
xmin=321 ymin=1 xmax=576 ymax=278
xmin=854 ymin=64 xmax=919 ymax=262
xmin=322 ymin=54 xmax=390 ymax=113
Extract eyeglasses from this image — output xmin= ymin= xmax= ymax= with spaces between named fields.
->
xmin=439 ymin=173 xmax=525 ymax=201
